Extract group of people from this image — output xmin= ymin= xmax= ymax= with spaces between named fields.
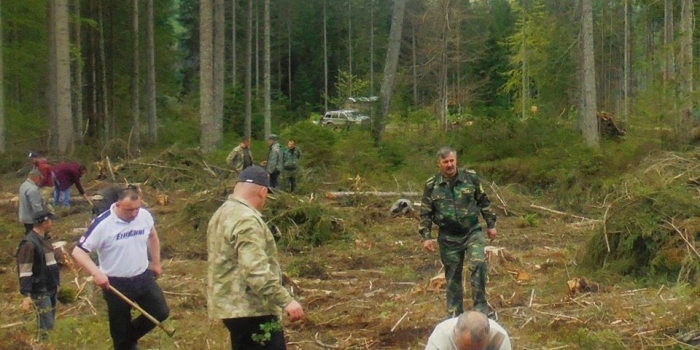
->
xmin=226 ymin=135 xmax=301 ymax=193
xmin=16 ymin=143 xmax=511 ymax=350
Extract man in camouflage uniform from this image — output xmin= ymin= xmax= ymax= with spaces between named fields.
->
xmin=419 ymin=147 xmax=497 ymax=318
xmin=265 ymin=135 xmax=283 ymax=190
xmin=225 ymin=137 xmax=254 ymax=173
xmin=207 ymin=166 xmax=304 ymax=350
xmin=281 ymin=139 xmax=301 ymax=192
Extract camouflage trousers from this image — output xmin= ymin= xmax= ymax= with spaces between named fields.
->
xmin=438 ymin=229 xmax=487 ymax=318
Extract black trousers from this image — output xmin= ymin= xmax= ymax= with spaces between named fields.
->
xmin=103 ymin=270 xmax=170 ymax=350
xmin=223 ymin=315 xmax=286 ymax=350
xmin=269 ymin=170 xmax=281 ymax=189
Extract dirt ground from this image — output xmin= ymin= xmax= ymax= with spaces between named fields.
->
xmin=0 ymin=173 xmax=698 ymax=350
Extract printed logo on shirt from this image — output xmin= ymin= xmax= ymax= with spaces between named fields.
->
xmin=116 ymin=229 xmax=146 ymax=241
xmin=79 ymin=236 xmax=86 ymax=244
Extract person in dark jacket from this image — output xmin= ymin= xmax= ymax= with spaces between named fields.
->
xmin=51 ymin=163 xmax=92 ymax=207
xmin=17 ymin=210 xmax=61 ymax=341
xmin=281 ymin=139 xmax=301 ymax=192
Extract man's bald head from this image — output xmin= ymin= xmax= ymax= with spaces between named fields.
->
xmin=452 ymin=311 xmax=490 ymax=350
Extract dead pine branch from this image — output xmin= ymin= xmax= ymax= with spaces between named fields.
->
xmin=664 ymin=220 xmax=700 ymax=260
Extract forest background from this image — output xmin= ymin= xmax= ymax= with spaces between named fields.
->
xmin=2 ymin=0 xmax=700 ymax=348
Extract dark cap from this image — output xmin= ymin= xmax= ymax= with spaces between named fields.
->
xmin=237 ymin=165 xmax=274 ymax=193
xmin=33 ymin=210 xmax=59 ymax=224
xmin=268 ymin=134 xmax=278 ymax=140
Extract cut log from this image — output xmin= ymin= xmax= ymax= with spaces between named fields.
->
xmin=325 ymin=191 xmax=421 ymax=199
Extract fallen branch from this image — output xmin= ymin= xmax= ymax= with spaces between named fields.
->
xmin=325 ymin=191 xmax=421 ymax=199
xmin=0 ymin=322 xmax=23 ymax=329
xmin=530 ymin=204 xmax=599 ymax=222
xmin=391 ymin=312 xmax=409 ymax=332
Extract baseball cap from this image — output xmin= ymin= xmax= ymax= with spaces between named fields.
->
xmin=238 ymin=165 xmax=274 ymax=193
xmin=33 ymin=210 xmax=59 ymax=224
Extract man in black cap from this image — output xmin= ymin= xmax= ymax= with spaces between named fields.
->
xmin=265 ymin=134 xmax=283 ymax=190
xmin=207 ymin=166 xmax=304 ymax=350
xmin=16 ymin=210 xmax=61 ymax=341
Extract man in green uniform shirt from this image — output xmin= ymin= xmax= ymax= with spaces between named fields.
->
xmin=207 ymin=166 xmax=304 ymax=350
xmin=419 ymin=147 xmax=497 ymax=318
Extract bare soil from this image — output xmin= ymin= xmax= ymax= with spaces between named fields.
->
xmin=0 ymin=174 xmax=698 ymax=349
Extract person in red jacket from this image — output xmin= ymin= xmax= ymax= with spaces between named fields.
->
xmin=51 ymin=163 xmax=92 ymax=207
xmin=28 ymin=152 xmax=54 ymax=188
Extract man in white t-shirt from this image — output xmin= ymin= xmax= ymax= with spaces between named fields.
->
xmin=425 ymin=311 xmax=511 ymax=350
xmin=71 ymin=186 xmax=170 ymax=350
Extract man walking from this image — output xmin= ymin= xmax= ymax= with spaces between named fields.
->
xmin=226 ymin=137 xmax=254 ymax=173
xmin=207 ymin=166 xmax=304 ymax=350
xmin=265 ymin=135 xmax=283 ymax=190
xmin=281 ymin=139 xmax=301 ymax=192
xmin=71 ymin=186 xmax=170 ymax=350
xmin=17 ymin=210 xmax=61 ymax=341
xmin=19 ymin=168 xmax=47 ymax=233
xmin=51 ymin=162 xmax=92 ymax=207
xmin=419 ymin=147 xmax=497 ymax=318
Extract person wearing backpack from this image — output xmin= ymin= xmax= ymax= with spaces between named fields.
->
xmin=16 ymin=210 xmax=61 ymax=341
xmin=281 ymin=139 xmax=301 ymax=192
xmin=419 ymin=147 xmax=497 ymax=318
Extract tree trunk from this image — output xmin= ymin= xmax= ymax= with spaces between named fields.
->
xmin=98 ymin=1 xmax=109 ymax=142
xmin=214 ymin=0 xmax=225 ymax=141
xmin=581 ymin=0 xmax=599 ymax=148
xmin=231 ymin=0 xmax=237 ymax=87
xmin=370 ymin=0 xmax=374 ymax=97
xmin=664 ymin=0 xmax=674 ymax=87
xmin=146 ymin=0 xmax=157 ymax=143
xmin=376 ymin=0 xmax=407 ymax=142
xmin=55 ymin=0 xmax=74 ymax=155
xmin=244 ymin=0 xmax=252 ymax=138
xmin=623 ymin=0 xmax=630 ymax=120
xmin=254 ymin=0 xmax=259 ymax=101
xmin=48 ymin=1 xmax=58 ymax=151
xmin=347 ymin=0 xmax=352 ymax=96
xmin=323 ymin=0 xmax=328 ymax=111
xmin=521 ymin=0 xmax=527 ymax=119
xmin=679 ymin=0 xmax=693 ymax=142
xmin=287 ymin=1 xmax=292 ymax=105
xmin=131 ymin=0 xmax=141 ymax=149
xmin=200 ymin=0 xmax=215 ymax=151
xmin=71 ymin=0 xmax=83 ymax=142
xmin=0 ymin=0 xmax=4 ymax=153
xmin=263 ymin=0 xmax=271 ymax=137
xmin=412 ymin=24 xmax=417 ymax=108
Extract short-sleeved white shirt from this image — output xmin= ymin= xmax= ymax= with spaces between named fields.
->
xmin=425 ymin=317 xmax=511 ymax=350
xmin=77 ymin=204 xmax=155 ymax=277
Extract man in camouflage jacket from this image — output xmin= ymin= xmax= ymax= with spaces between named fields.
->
xmin=225 ymin=137 xmax=254 ymax=173
xmin=207 ymin=166 xmax=304 ymax=350
xmin=281 ymin=139 xmax=301 ymax=192
xmin=419 ymin=147 xmax=497 ymax=318
xmin=265 ymin=135 xmax=283 ymax=190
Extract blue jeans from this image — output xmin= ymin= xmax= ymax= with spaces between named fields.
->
xmin=53 ymin=187 xmax=70 ymax=207
xmin=31 ymin=289 xmax=57 ymax=340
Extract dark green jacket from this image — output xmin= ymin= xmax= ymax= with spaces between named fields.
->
xmin=419 ymin=169 xmax=496 ymax=240
xmin=282 ymin=147 xmax=301 ymax=172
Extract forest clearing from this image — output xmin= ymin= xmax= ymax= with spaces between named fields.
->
xmin=0 ymin=143 xmax=699 ymax=350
